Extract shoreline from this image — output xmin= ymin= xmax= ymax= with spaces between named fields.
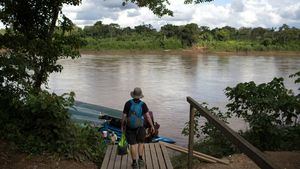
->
xmin=80 ymin=49 xmax=300 ymax=57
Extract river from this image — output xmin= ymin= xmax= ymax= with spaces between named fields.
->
xmin=49 ymin=54 xmax=300 ymax=145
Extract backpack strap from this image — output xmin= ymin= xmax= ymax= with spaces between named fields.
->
xmin=129 ymin=99 xmax=144 ymax=117
xmin=138 ymin=100 xmax=144 ymax=107
xmin=130 ymin=99 xmax=134 ymax=105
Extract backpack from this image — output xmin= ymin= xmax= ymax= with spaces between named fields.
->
xmin=127 ymin=99 xmax=144 ymax=129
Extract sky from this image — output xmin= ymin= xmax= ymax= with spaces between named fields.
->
xmin=61 ymin=0 xmax=300 ymax=29
xmin=1 ymin=0 xmax=300 ymax=29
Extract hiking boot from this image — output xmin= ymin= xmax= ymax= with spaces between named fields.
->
xmin=132 ymin=162 xmax=138 ymax=169
xmin=138 ymin=159 xmax=145 ymax=167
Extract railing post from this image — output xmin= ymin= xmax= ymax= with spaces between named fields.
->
xmin=186 ymin=96 xmax=280 ymax=169
xmin=188 ymin=104 xmax=196 ymax=169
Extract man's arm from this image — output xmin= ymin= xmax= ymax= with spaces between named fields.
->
xmin=121 ymin=113 xmax=127 ymax=132
xmin=122 ymin=101 xmax=130 ymax=132
xmin=145 ymin=112 xmax=155 ymax=133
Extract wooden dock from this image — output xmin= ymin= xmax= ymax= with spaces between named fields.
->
xmin=101 ymin=143 xmax=173 ymax=169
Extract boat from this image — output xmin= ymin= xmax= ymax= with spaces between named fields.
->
xmin=99 ymin=119 xmax=176 ymax=144
xmin=68 ymin=101 xmax=176 ymax=144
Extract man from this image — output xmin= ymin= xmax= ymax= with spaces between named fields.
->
xmin=121 ymin=87 xmax=155 ymax=169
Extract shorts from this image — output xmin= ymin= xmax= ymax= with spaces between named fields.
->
xmin=125 ymin=127 xmax=146 ymax=145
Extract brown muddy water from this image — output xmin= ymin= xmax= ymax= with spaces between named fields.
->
xmin=49 ymin=54 xmax=300 ymax=145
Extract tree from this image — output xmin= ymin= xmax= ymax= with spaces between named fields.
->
xmin=212 ymin=28 xmax=231 ymax=41
xmin=179 ymin=23 xmax=199 ymax=47
xmin=161 ymin=24 xmax=180 ymax=38
xmin=0 ymin=0 xmax=83 ymax=90
xmin=237 ymin=27 xmax=252 ymax=40
xmin=199 ymin=26 xmax=213 ymax=41
xmin=0 ymin=0 xmax=213 ymax=90
xmin=0 ymin=0 xmax=214 ymax=161
xmin=134 ymin=24 xmax=156 ymax=34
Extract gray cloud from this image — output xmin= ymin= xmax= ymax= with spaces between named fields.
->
xmin=231 ymin=0 xmax=244 ymax=12
xmin=76 ymin=7 xmax=119 ymax=20
xmin=60 ymin=0 xmax=300 ymax=29
xmin=74 ymin=0 xmax=137 ymax=21
xmin=101 ymin=0 xmax=137 ymax=9
xmin=296 ymin=8 xmax=300 ymax=20
xmin=163 ymin=9 xmax=194 ymax=21
xmin=127 ymin=10 xmax=140 ymax=17
xmin=280 ymin=5 xmax=300 ymax=20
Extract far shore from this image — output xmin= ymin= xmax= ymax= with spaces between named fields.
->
xmin=80 ymin=49 xmax=300 ymax=57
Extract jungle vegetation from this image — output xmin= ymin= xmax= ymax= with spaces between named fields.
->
xmin=74 ymin=22 xmax=300 ymax=51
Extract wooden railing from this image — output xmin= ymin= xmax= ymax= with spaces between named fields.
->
xmin=186 ymin=96 xmax=280 ymax=169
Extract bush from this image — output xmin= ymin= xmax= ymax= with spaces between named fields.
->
xmin=0 ymin=90 xmax=106 ymax=164
xmin=174 ymin=72 xmax=300 ymax=169
xmin=225 ymin=75 xmax=300 ymax=150
xmin=182 ymin=103 xmax=236 ymax=157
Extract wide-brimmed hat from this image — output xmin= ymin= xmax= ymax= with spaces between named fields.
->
xmin=130 ymin=87 xmax=144 ymax=99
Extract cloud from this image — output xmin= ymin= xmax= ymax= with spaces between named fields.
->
xmin=1 ymin=0 xmax=300 ymax=29
xmin=127 ymin=10 xmax=140 ymax=17
xmin=231 ymin=0 xmax=244 ymax=12
xmin=100 ymin=0 xmax=299 ymax=29
xmin=62 ymin=0 xmax=138 ymax=27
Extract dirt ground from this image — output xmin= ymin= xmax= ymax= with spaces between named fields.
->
xmin=196 ymin=151 xmax=300 ymax=169
xmin=1 ymin=140 xmax=300 ymax=169
xmin=80 ymin=49 xmax=300 ymax=57
xmin=0 ymin=140 xmax=98 ymax=169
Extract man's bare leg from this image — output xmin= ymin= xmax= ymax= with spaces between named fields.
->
xmin=137 ymin=143 xmax=145 ymax=167
xmin=138 ymin=143 xmax=144 ymax=157
xmin=130 ymin=144 xmax=138 ymax=161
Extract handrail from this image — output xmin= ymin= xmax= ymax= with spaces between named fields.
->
xmin=186 ymin=96 xmax=280 ymax=169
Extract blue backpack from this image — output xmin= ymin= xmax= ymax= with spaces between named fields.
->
xmin=127 ymin=99 xmax=144 ymax=129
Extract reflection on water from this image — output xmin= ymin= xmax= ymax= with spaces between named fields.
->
xmin=49 ymin=54 xmax=300 ymax=145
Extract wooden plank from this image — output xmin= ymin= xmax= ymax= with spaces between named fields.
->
xmin=150 ymin=143 xmax=159 ymax=169
xmin=127 ymin=148 xmax=132 ymax=169
xmin=160 ymin=143 xmax=174 ymax=169
xmin=155 ymin=143 xmax=166 ymax=169
xmin=114 ymin=151 xmax=122 ymax=169
xmin=163 ymin=142 xmax=216 ymax=163
xmin=107 ymin=145 xmax=117 ymax=169
xmin=120 ymin=154 xmax=128 ymax=169
xmin=163 ymin=142 xmax=229 ymax=164
xmin=187 ymin=97 xmax=280 ymax=169
xmin=101 ymin=145 xmax=113 ymax=169
xmin=145 ymin=144 xmax=153 ymax=169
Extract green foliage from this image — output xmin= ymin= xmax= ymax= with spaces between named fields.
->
xmin=179 ymin=23 xmax=199 ymax=47
xmin=0 ymin=0 xmax=83 ymax=89
xmin=240 ymin=125 xmax=300 ymax=151
xmin=1 ymin=0 xmax=216 ymax=166
xmin=59 ymin=123 xmax=106 ymax=163
xmin=175 ymin=103 xmax=235 ymax=169
xmin=199 ymin=40 xmax=300 ymax=52
xmin=225 ymin=75 xmax=300 ymax=150
xmin=289 ymin=71 xmax=300 ymax=97
xmin=79 ymin=21 xmax=300 ymax=51
xmin=177 ymin=72 xmax=300 ymax=167
xmin=0 ymin=90 xmax=106 ymax=163
xmin=225 ymin=77 xmax=299 ymax=126
xmin=82 ymin=36 xmax=182 ymax=50
xmin=182 ymin=103 xmax=236 ymax=157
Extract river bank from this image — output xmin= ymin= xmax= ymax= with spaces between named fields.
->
xmin=2 ymin=139 xmax=299 ymax=169
xmin=80 ymin=49 xmax=300 ymax=57
xmin=196 ymin=151 xmax=300 ymax=169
